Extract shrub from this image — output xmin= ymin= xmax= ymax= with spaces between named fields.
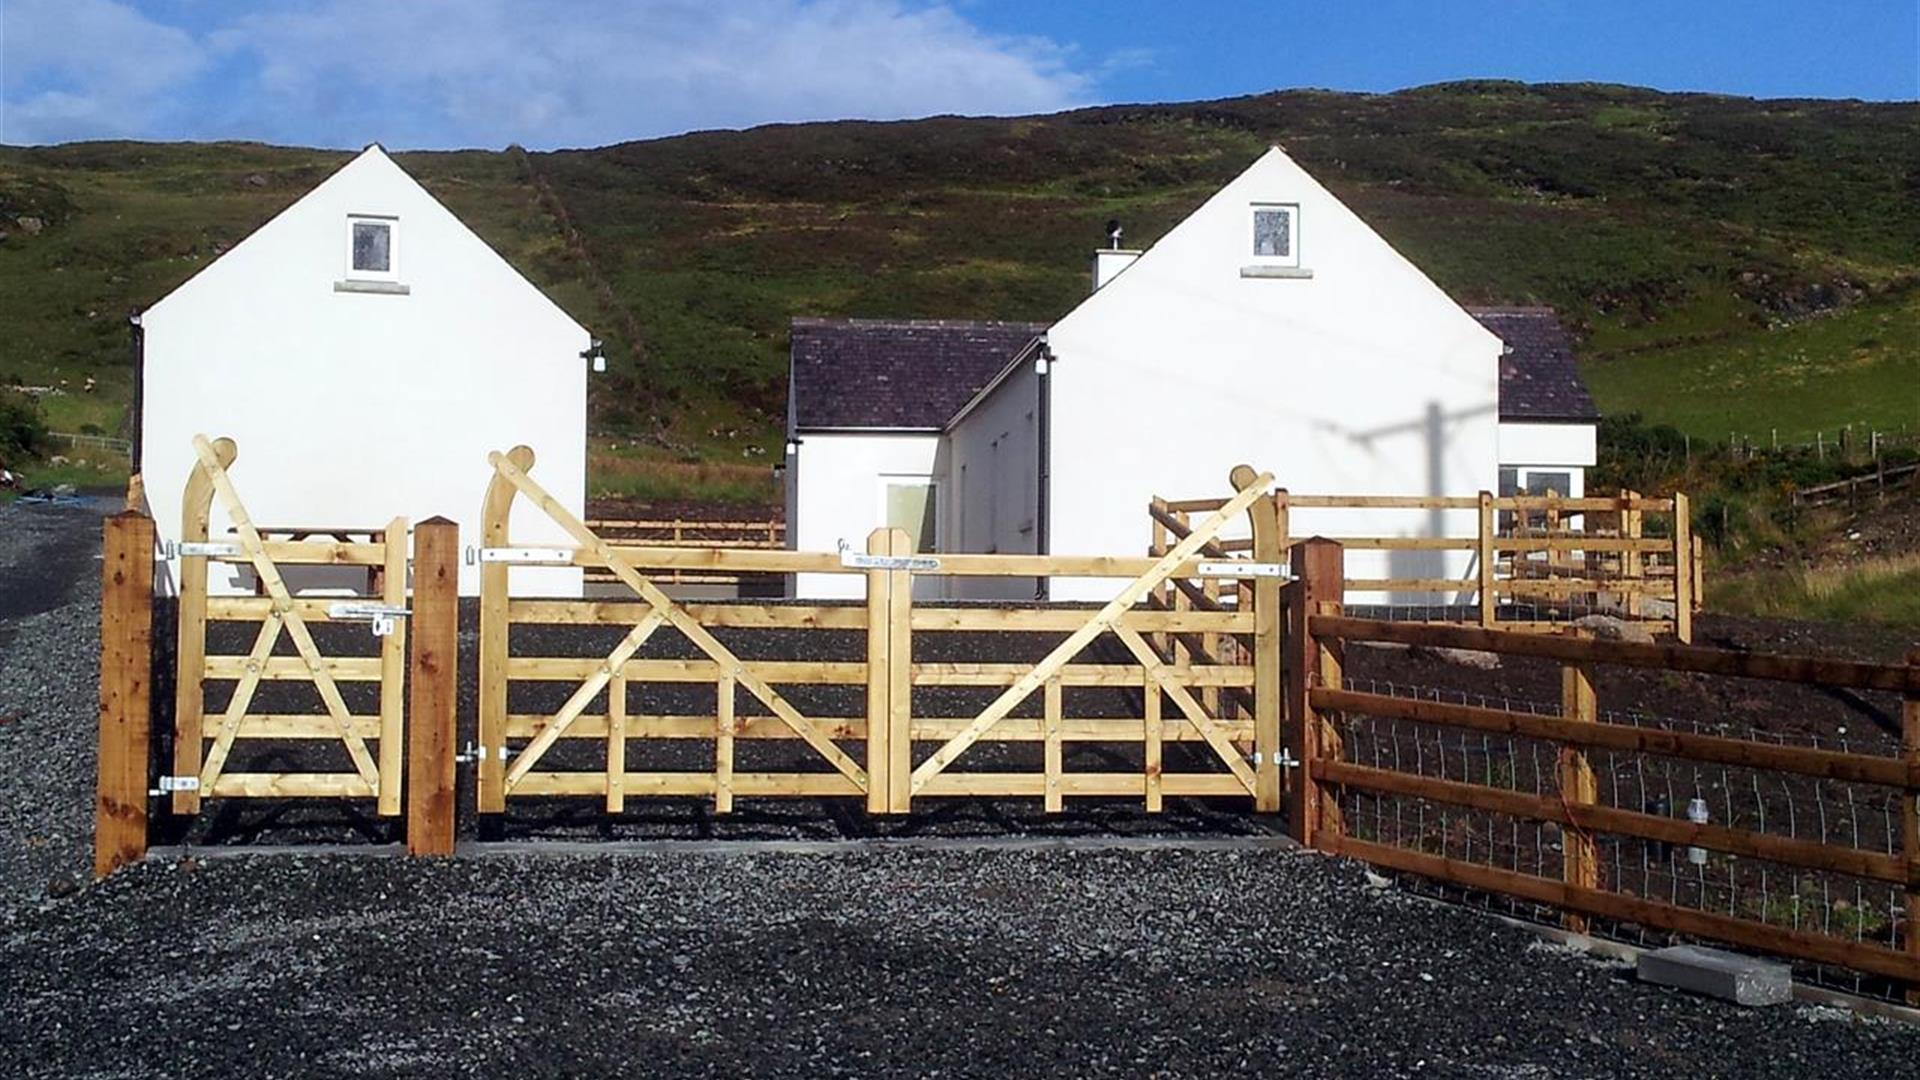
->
xmin=0 ymin=389 xmax=48 ymax=462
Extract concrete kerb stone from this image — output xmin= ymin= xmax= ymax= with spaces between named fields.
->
xmin=1637 ymin=944 xmax=1794 ymax=1006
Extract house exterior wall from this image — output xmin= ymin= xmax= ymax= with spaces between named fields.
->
xmin=944 ymin=358 xmax=1044 ymax=601
xmin=787 ymin=430 xmax=945 ymax=599
xmin=140 ymin=147 xmax=588 ymax=597
xmin=1043 ymin=147 xmax=1504 ymax=603
xmin=1499 ymin=421 xmax=1597 ymax=476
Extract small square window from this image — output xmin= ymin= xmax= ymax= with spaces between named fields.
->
xmin=1251 ymin=203 xmax=1299 ymax=265
xmin=352 ymin=221 xmax=390 ymax=272
xmin=345 ymin=214 xmax=400 ymax=282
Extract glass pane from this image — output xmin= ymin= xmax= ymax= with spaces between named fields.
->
xmin=1252 ymin=208 xmax=1291 ymax=258
xmin=1497 ymin=468 xmax=1518 ymax=497
xmin=352 ymin=221 xmax=391 ymax=273
xmin=1523 ymin=472 xmax=1571 ymax=497
xmin=886 ymin=483 xmax=937 ymax=553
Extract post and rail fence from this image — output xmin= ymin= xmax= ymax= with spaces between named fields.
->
xmin=92 ymin=438 xmax=1920 ymax=1000
xmin=580 ymin=515 xmax=785 ymax=587
xmin=1151 ymin=489 xmax=1701 ymax=642
xmin=1284 ymin=536 xmax=1920 ymax=997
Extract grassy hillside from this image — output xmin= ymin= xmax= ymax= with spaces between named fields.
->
xmin=3 ymin=81 xmax=1916 ymax=488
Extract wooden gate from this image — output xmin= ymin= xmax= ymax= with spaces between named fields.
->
xmin=478 ymin=446 xmax=1283 ymax=816
xmin=168 ymin=435 xmax=410 ymax=815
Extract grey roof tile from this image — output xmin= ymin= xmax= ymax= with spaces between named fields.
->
xmin=788 ymin=308 xmax=1598 ymax=431
xmin=1469 ymin=307 xmax=1600 ymax=423
xmin=790 ymin=318 xmax=1046 ymax=430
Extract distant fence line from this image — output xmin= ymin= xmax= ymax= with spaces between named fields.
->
xmin=47 ymin=431 xmax=132 ymax=457
xmin=1710 ymin=424 xmax=1917 ymax=464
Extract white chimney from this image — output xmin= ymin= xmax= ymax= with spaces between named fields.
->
xmin=1091 ymin=218 xmax=1140 ymax=292
xmin=1091 ymin=248 xmax=1142 ymax=292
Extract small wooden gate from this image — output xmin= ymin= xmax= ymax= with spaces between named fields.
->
xmin=478 ymin=446 xmax=1284 ymax=816
xmin=168 ymin=435 xmax=410 ymax=815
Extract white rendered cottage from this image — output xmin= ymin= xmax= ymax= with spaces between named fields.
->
xmin=783 ymin=146 xmax=1598 ymax=600
xmin=136 ymin=145 xmax=589 ymax=596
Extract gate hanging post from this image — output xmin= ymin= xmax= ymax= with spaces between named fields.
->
xmin=1239 ymin=466 xmax=1284 ymax=814
xmin=1284 ymin=537 xmax=1343 ymax=847
xmin=407 ymin=517 xmax=460 ymax=856
xmin=1557 ymin=629 xmax=1599 ymax=932
xmin=95 ymin=510 xmax=156 ymax=879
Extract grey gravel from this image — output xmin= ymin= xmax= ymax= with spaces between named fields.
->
xmin=7 ymin=846 xmax=1919 ymax=1078
xmin=0 ymin=501 xmax=106 ymax=913
xmin=4 ymin=503 xmax=1919 ymax=1077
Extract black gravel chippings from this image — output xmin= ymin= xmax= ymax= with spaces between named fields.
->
xmin=5 ymin=503 xmax=1920 ymax=1078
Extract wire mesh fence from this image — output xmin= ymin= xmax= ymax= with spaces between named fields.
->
xmin=1332 ymin=675 xmax=1911 ymax=1001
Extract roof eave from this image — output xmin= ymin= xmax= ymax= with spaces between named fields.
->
xmin=944 ymin=335 xmax=1047 ymax=432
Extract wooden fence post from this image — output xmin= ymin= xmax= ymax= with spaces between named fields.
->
xmin=1622 ymin=489 xmax=1643 ymax=619
xmin=886 ymin=528 xmax=913 ymax=814
xmin=1247 ymin=487 xmax=1284 ymax=813
xmin=1901 ymin=648 xmax=1919 ymax=1003
xmin=407 ymin=517 xmax=459 ymax=856
xmin=864 ymin=527 xmax=914 ymax=814
xmin=1558 ymin=631 xmax=1599 ymax=932
xmin=1673 ymin=491 xmax=1694 ymax=644
xmin=1315 ymin=592 xmax=1346 ymax=842
xmin=1691 ymin=535 xmax=1704 ymax=623
xmin=1477 ymin=491 xmax=1496 ymax=629
xmin=1285 ymin=537 xmax=1344 ymax=845
xmin=864 ymin=528 xmax=891 ymax=815
xmin=95 ymin=511 xmax=155 ymax=879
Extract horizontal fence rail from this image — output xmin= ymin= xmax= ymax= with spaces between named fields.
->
xmin=1284 ymin=551 xmax=1920 ymax=997
xmin=582 ymin=516 xmax=784 ymax=586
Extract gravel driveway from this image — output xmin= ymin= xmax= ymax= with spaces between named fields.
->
xmin=0 ymin=501 xmax=107 ymax=909
xmin=8 ymin=843 xmax=1920 ymax=1078
xmin=4 ymin=501 xmax=1919 ymax=1078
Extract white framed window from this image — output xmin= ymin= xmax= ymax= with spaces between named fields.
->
xmin=346 ymin=214 xmax=400 ymax=282
xmin=879 ymin=476 xmax=938 ymax=554
xmin=1249 ymin=202 xmax=1299 ymax=266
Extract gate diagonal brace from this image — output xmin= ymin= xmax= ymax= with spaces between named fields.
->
xmin=1112 ymin=624 xmax=1257 ymax=793
xmin=907 ymin=469 xmax=1275 ymax=795
xmin=487 ymin=450 xmax=869 ymax=791
xmin=190 ymin=435 xmax=381 ymax=786
xmin=504 ymin=607 xmax=665 ymax=788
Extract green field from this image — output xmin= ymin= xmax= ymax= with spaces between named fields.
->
xmin=3 ymin=81 xmax=1916 ymax=480
xmin=1711 ymin=553 xmax=1920 ymax=627
xmin=1583 ymin=293 xmax=1920 ymax=444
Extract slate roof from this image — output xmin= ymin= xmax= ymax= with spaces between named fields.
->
xmin=788 ymin=308 xmax=1598 ymax=431
xmin=1468 ymin=307 xmax=1599 ymax=423
xmin=789 ymin=318 xmax=1047 ymax=431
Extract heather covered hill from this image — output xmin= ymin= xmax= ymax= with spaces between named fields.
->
xmin=2 ymin=81 xmax=1915 ymax=465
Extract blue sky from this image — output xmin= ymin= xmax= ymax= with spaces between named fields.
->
xmin=3 ymin=1 xmax=1915 ymax=148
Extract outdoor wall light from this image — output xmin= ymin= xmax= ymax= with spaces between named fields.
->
xmin=581 ymin=338 xmax=607 ymax=373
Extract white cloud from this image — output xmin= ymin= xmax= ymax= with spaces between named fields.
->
xmin=1 ymin=0 xmax=208 ymax=143
xmin=3 ymin=0 xmax=1098 ymax=148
